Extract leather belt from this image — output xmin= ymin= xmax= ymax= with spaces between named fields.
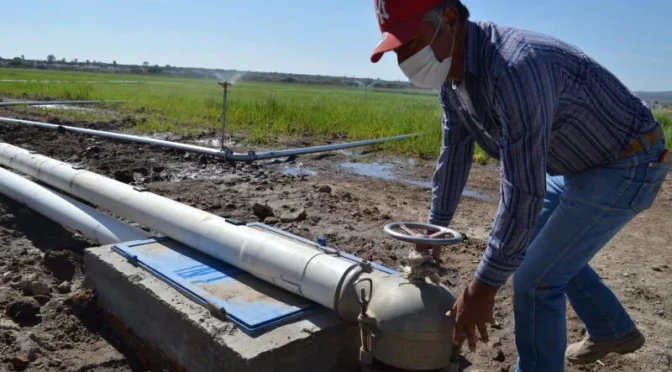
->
xmin=619 ymin=125 xmax=664 ymax=158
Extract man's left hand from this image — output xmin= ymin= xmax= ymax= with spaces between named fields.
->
xmin=447 ymin=279 xmax=499 ymax=351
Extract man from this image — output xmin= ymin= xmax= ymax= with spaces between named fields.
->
xmin=369 ymin=0 xmax=669 ymax=371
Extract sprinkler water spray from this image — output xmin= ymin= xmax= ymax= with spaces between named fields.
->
xmin=354 ymin=79 xmax=379 ymax=98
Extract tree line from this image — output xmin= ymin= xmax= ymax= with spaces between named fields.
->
xmin=0 ymin=54 xmax=415 ymax=90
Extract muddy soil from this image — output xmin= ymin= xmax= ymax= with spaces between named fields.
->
xmin=0 ymin=106 xmax=671 ymax=372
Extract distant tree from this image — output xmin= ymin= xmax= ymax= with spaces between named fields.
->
xmin=61 ymin=58 xmax=66 ymax=63
xmin=20 ymin=55 xmax=25 ymax=60
xmin=72 ymin=58 xmax=78 ymax=64
xmin=85 ymin=59 xmax=90 ymax=65
xmin=112 ymin=60 xmax=117 ymax=67
xmin=143 ymin=61 xmax=149 ymax=67
xmin=10 ymin=57 xmax=23 ymax=67
xmin=147 ymin=64 xmax=163 ymax=74
xmin=47 ymin=54 xmax=56 ymax=64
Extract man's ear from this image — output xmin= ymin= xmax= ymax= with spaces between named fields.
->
xmin=442 ymin=6 xmax=460 ymax=34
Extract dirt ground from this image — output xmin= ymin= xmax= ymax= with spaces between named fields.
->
xmin=0 ymin=107 xmax=671 ymax=372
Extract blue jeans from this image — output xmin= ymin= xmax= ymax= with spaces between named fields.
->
xmin=513 ymin=138 xmax=669 ymax=372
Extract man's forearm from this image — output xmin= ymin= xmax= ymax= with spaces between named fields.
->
xmin=429 ymin=96 xmax=474 ymax=227
xmin=428 ymin=140 xmax=474 ymax=227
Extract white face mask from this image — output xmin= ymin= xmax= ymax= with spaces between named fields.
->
xmin=399 ymin=21 xmax=455 ymax=89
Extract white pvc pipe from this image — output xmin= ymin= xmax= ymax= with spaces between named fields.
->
xmin=0 ymin=167 xmax=150 ymax=245
xmin=0 ymin=143 xmax=357 ymax=310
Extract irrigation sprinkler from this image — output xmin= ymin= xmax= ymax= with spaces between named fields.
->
xmin=217 ymin=81 xmax=232 ymax=150
xmin=353 ymin=80 xmax=379 ymax=98
xmin=0 ymin=116 xmax=423 ymax=162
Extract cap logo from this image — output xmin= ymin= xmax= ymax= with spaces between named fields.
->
xmin=376 ymin=0 xmax=390 ymax=25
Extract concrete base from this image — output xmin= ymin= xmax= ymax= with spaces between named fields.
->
xmin=84 ymin=245 xmax=361 ymax=372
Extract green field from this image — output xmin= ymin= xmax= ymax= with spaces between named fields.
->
xmin=656 ymin=109 xmax=672 ymax=147
xmin=1 ymin=68 xmax=670 ymax=163
xmin=0 ymin=69 xmax=451 ymax=159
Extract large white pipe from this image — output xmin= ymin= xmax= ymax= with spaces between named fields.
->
xmin=0 ymin=167 xmax=150 ymax=245
xmin=0 ymin=142 xmax=357 ymax=311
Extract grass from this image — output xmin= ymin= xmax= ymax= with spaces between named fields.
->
xmin=0 ymin=68 xmax=455 ymax=160
xmin=655 ymin=109 xmax=672 ymax=147
xmin=1 ymin=68 xmax=670 ymax=163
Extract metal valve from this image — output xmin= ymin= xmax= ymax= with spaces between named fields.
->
xmin=355 ymin=277 xmax=375 ymax=370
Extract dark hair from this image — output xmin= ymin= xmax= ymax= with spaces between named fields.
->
xmin=424 ymin=0 xmax=470 ymax=25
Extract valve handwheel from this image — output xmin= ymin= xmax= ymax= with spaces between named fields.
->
xmin=383 ymin=222 xmax=463 ymax=246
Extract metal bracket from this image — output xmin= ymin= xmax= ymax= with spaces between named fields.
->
xmin=359 ymin=260 xmax=373 ymax=273
xmin=203 ymin=302 xmax=228 ymax=322
xmin=126 ymin=254 xmax=139 ymax=266
xmin=225 ymin=218 xmax=246 ymax=226
xmin=71 ymin=165 xmax=86 ymax=170
xmin=132 ymin=186 xmax=148 ymax=192
xmin=356 ymin=277 xmax=374 ymax=366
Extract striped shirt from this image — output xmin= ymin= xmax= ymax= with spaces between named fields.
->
xmin=429 ymin=20 xmax=658 ymax=287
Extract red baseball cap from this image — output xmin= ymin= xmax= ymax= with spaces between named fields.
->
xmin=370 ymin=0 xmax=444 ymax=63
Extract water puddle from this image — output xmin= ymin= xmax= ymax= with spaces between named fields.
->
xmin=33 ymin=104 xmax=97 ymax=113
xmin=280 ymin=164 xmax=317 ymax=176
xmin=339 ymin=161 xmax=494 ymax=202
xmin=194 ymin=137 xmax=223 ymax=148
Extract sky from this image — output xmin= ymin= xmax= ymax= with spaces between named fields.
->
xmin=0 ymin=0 xmax=670 ymax=91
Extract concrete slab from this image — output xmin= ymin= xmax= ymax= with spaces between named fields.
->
xmin=84 ymin=245 xmax=361 ymax=372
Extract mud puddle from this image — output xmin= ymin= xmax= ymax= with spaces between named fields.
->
xmin=280 ymin=163 xmax=317 ymax=176
xmin=281 ymin=160 xmax=494 ymax=202
xmin=33 ymin=104 xmax=98 ymax=113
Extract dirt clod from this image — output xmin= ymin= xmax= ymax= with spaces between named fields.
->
xmin=280 ymin=208 xmax=307 ymax=223
xmin=64 ymin=289 xmax=97 ymax=317
xmin=113 ymin=169 xmax=134 ymax=183
xmin=5 ymin=299 xmax=41 ymax=327
xmin=8 ymin=356 xmax=30 ymax=370
xmin=57 ymin=281 xmax=72 ymax=294
xmin=42 ymin=250 xmax=78 ymax=282
xmin=20 ymin=275 xmax=51 ymax=296
xmin=265 ymin=217 xmax=279 ymax=225
xmin=252 ymin=203 xmax=275 ymax=220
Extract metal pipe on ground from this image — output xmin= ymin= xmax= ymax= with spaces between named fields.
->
xmin=0 ymin=100 xmax=125 ymax=107
xmin=0 ymin=142 xmax=458 ymax=371
xmin=0 ymin=167 xmax=150 ymax=245
xmin=0 ymin=116 xmax=422 ymax=162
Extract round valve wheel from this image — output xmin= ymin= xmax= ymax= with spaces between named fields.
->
xmin=383 ymin=222 xmax=463 ymax=246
